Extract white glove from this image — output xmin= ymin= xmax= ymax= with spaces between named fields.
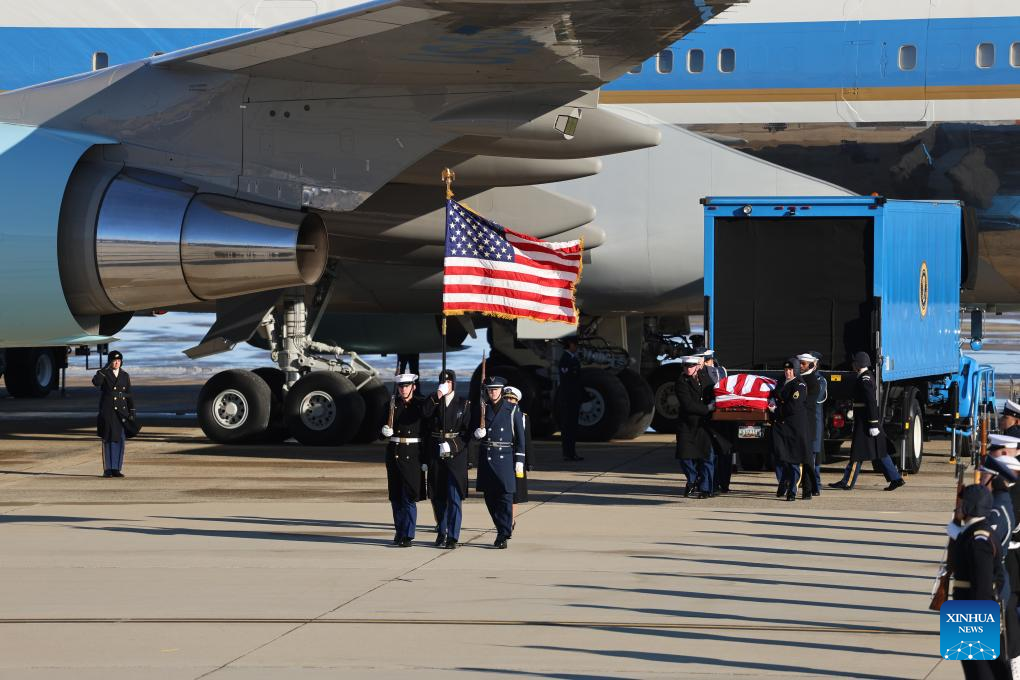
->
xmin=439 ymin=442 xmax=451 ymax=454
xmin=767 ymin=400 xmax=776 ymax=412
xmin=474 ymin=427 xmax=487 ymax=439
xmin=437 ymin=382 xmax=451 ymax=397
xmin=381 ymin=425 xmax=393 ymax=438
xmin=869 ymin=427 xmax=880 ymax=437
xmin=421 ymin=464 xmax=428 ymax=472
xmin=515 ymin=462 xmax=525 ymax=475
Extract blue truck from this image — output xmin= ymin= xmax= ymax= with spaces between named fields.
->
xmin=701 ymin=196 xmax=993 ymax=473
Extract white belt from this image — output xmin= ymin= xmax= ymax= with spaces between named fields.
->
xmin=390 ymin=437 xmax=420 ymax=444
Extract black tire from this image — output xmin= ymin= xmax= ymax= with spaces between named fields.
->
xmin=3 ymin=348 xmax=60 ymax=398
xmin=648 ymin=364 xmax=684 ymax=434
xmin=902 ymin=397 xmax=924 ymax=474
xmin=614 ymin=368 xmax=655 ymax=440
xmin=351 ymin=372 xmax=390 ymax=444
xmin=556 ymin=368 xmax=630 ymax=442
xmin=284 ymin=372 xmax=365 ymax=446
xmin=198 ymin=369 xmax=272 ymax=444
xmin=251 ymin=367 xmax=290 ymax=443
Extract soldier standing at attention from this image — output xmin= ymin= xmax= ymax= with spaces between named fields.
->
xmin=423 ymin=369 xmax=471 ymax=550
xmin=475 ymin=376 xmax=526 ymax=549
xmin=503 ymin=386 xmax=531 ymax=528
xmin=828 ymin=352 xmax=905 ymax=492
xmin=381 ymin=374 xmax=428 ymax=547
xmin=675 ymin=355 xmax=716 ymax=499
xmin=558 ymin=337 xmax=584 ymax=461
xmin=770 ymin=358 xmax=813 ymax=502
xmin=92 ymin=350 xmax=134 ymax=478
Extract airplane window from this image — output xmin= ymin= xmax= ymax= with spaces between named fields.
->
xmin=977 ymin=42 xmax=995 ymax=68
xmin=1012 ymin=42 xmax=1020 ymax=67
xmin=688 ymin=49 xmax=704 ymax=73
xmin=657 ymin=49 xmax=674 ymax=74
xmin=898 ymin=45 xmax=917 ymax=71
xmin=628 ymin=63 xmax=643 ymax=75
xmin=91 ymin=51 xmax=109 ymax=71
xmin=719 ymin=48 xmax=735 ymax=73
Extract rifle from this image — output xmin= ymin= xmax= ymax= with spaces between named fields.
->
xmin=387 ymin=355 xmax=399 ymax=429
xmin=479 ymin=349 xmax=487 ymax=428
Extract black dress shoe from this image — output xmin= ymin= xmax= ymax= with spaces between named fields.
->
xmin=393 ymin=535 xmax=403 ymax=545
xmin=494 ymin=538 xmax=508 ymax=549
xmin=812 ymin=490 xmax=820 ymax=497
xmin=885 ymin=478 xmax=905 ymax=491
xmin=697 ymin=491 xmax=710 ymax=499
xmin=102 ymin=470 xmax=113 ymax=478
xmin=828 ymin=481 xmax=848 ymax=490
xmin=775 ymin=484 xmax=787 ymax=498
xmin=111 ymin=471 xmax=125 ymax=478
xmin=683 ymin=485 xmax=693 ymax=498
xmin=444 ymin=538 xmax=458 ymax=550
xmin=398 ymin=537 xmax=413 ymax=548
xmin=785 ymin=492 xmax=797 ymax=502
xmin=434 ymin=533 xmax=447 ymax=547
xmin=801 ymin=490 xmax=812 ymax=500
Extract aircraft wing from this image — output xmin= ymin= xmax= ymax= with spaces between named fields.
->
xmin=151 ymin=0 xmax=726 ymax=86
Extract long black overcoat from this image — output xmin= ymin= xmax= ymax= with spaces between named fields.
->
xmin=93 ymin=368 xmax=134 ymax=443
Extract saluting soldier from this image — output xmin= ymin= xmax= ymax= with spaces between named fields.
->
xmin=949 ymin=484 xmax=1010 ymax=680
xmin=558 ymin=337 xmax=584 ymax=461
xmin=770 ymin=358 xmax=812 ymax=502
xmin=380 ymin=373 xmax=428 ymax=547
xmin=675 ymin=355 xmax=716 ymax=499
xmin=829 ymin=352 xmax=905 ymax=491
xmin=92 ymin=350 xmax=135 ymax=478
xmin=475 ymin=376 xmax=526 ymax=549
xmin=422 ymin=369 xmax=471 ymax=550
xmin=795 ymin=352 xmax=823 ymax=499
xmin=1001 ymin=400 xmax=1020 ymax=439
xmin=699 ymin=349 xmax=733 ymax=494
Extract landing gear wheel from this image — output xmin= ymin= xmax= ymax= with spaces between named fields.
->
xmin=284 ymin=372 xmax=365 ymax=446
xmin=4 ymin=348 xmax=60 ymax=398
xmin=902 ymin=397 xmax=924 ymax=474
xmin=198 ymin=369 xmax=272 ymax=444
xmin=613 ymin=368 xmax=655 ymax=440
xmin=351 ymin=372 xmax=390 ymax=444
xmin=648 ymin=364 xmax=684 ymax=434
xmin=557 ymin=368 xmax=630 ymax=442
xmin=251 ymin=367 xmax=290 ymax=443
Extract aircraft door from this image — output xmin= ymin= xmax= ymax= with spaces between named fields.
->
xmin=837 ymin=0 xmax=931 ymax=124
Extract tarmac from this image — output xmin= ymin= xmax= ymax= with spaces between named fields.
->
xmin=0 ymin=382 xmax=966 ymax=679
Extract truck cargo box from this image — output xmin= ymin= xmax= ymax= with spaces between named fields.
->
xmin=702 ymin=196 xmax=961 ymax=381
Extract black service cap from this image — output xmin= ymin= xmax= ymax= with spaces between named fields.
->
xmin=438 ymin=369 xmax=456 ymax=383
xmin=852 ymin=351 xmax=871 ymax=369
xmin=960 ymin=484 xmax=992 ymax=518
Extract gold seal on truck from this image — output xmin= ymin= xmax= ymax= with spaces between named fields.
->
xmin=919 ymin=261 xmax=929 ymax=318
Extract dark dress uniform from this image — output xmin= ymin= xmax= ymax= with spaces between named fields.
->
xmin=92 ymin=363 xmax=134 ymax=475
xmin=832 ymin=363 xmax=903 ymax=489
xmin=701 ymin=363 xmax=733 ymax=493
xmin=950 ymin=486 xmax=1011 ymax=680
xmin=477 ymin=394 xmax=526 ymax=546
xmin=674 ymin=365 xmax=714 ymax=497
xmin=558 ymin=348 xmax=583 ymax=460
xmin=798 ymin=368 xmax=822 ymax=498
xmin=386 ymin=394 xmax=428 ymax=543
xmin=514 ymin=410 xmax=531 ymax=504
xmin=423 ymin=390 xmax=471 ymax=546
xmin=770 ymin=367 xmax=812 ymax=501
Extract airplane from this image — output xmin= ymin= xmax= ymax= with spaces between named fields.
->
xmin=0 ymin=0 xmax=750 ymax=447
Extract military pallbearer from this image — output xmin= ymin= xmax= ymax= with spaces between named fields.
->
xmin=475 ymin=376 xmax=526 ymax=549
xmin=423 ymin=369 xmax=471 ymax=549
xmin=381 ymin=374 xmax=428 ymax=547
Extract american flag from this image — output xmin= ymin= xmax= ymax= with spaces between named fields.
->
xmin=714 ymin=374 xmax=778 ymax=411
xmin=443 ymin=199 xmax=583 ymax=324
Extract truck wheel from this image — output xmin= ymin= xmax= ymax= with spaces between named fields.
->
xmin=558 ymin=368 xmax=629 ymax=442
xmin=648 ymin=364 xmax=684 ymax=434
xmin=351 ymin=373 xmax=390 ymax=444
xmin=902 ymin=398 xmax=924 ymax=474
xmin=284 ymin=372 xmax=365 ymax=446
xmin=198 ymin=370 xmax=271 ymax=444
xmin=3 ymin=348 xmax=60 ymax=398
xmin=613 ymin=368 xmax=655 ymax=439
xmin=251 ymin=367 xmax=290 ymax=443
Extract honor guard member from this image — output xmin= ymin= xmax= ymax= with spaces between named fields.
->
xmin=699 ymin=348 xmax=728 ymax=385
xmin=770 ymin=358 xmax=813 ymax=501
xmin=997 ymin=449 xmax=1020 ymax=673
xmin=380 ymin=374 xmax=428 ymax=547
xmin=795 ymin=352 xmax=825 ymax=498
xmin=92 ymin=350 xmax=135 ymax=478
xmin=423 ymin=369 xmax=471 ymax=549
xmin=804 ymin=351 xmax=828 ymax=494
xmin=503 ymin=386 xmax=531 ymax=525
xmin=475 ymin=376 xmax=526 ymax=548
xmin=829 ymin=352 xmax=905 ymax=491
xmin=1001 ymin=400 xmax=1020 ymax=439
xmin=558 ymin=337 xmax=584 ymax=461
xmin=979 ymin=445 xmax=1020 ymax=669
xmin=675 ymin=355 xmax=716 ymax=499
xmin=697 ymin=349 xmax=733 ymax=494
xmin=949 ymin=484 xmax=1010 ymax=680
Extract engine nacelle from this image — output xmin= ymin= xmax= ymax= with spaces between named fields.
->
xmin=59 ymin=166 xmax=327 ymax=320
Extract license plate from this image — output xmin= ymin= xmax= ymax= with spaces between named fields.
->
xmin=738 ymin=425 xmax=764 ymax=439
